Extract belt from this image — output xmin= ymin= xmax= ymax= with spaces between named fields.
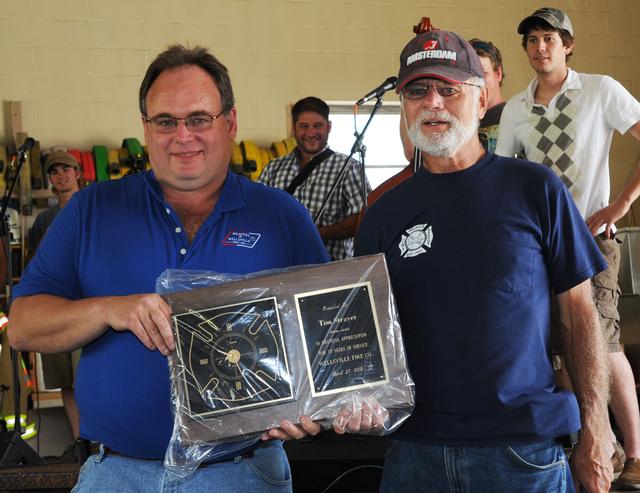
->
xmin=102 ymin=446 xmax=254 ymax=466
xmin=556 ymin=432 xmax=580 ymax=448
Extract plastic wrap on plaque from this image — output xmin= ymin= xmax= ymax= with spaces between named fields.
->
xmin=157 ymin=254 xmax=414 ymax=474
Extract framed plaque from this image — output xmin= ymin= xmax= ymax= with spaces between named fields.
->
xmin=162 ymin=254 xmax=414 ymax=444
xmin=295 ymin=282 xmax=388 ymax=397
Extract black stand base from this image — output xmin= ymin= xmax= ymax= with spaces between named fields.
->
xmin=0 ymin=430 xmax=45 ymax=467
xmin=285 ymin=432 xmax=388 ymax=492
xmin=0 ymin=151 xmax=46 ymax=470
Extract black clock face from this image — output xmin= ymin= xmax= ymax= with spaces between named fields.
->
xmin=173 ymin=297 xmax=293 ymax=417
xmin=209 ymin=330 xmax=259 ymax=381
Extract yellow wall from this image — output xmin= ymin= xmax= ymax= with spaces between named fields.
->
xmin=1 ymin=0 xmax=639 ymax=222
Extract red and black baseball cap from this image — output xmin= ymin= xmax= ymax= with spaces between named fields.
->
xmin=396 ymin=29 xmax=484 ymax=92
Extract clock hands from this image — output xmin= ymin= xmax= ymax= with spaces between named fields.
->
xmin=211 ymin=345 xmax=231 ymax=357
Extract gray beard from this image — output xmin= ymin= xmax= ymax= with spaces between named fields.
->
xmin=408 ymin=106 xmax=479 ymax=158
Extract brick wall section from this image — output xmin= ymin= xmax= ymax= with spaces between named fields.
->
xmin=0 ymin=0 xmax=638 ymax=222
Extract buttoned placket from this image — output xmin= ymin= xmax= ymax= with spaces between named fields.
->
xmin=162 ymin=205 xmax=190 ymax=263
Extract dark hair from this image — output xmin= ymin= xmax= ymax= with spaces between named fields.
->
xmin=291 ymin=97 xmax=330 ymax=123
xmin=469 ymin=38 xmax=505 ymax=86
xmin=139 ymin=44 xmax=235 ymax=116
xmin=520 ymin=21 xmax=575 ymax=59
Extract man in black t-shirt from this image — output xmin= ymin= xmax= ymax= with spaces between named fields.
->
xmin=470 ymin=39 xmax=506 ymax=153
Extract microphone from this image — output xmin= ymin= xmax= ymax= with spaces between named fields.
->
xmin=356 ymin=76 xmax=398 ymax=106
xmin=16 ymin=137 xmax=36 ymax=155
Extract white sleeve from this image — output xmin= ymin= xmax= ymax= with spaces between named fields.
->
xmin=495 ymin=100 xmax=521 ymax=158
xmin=600 ymin=76 xmax=640 ymax=135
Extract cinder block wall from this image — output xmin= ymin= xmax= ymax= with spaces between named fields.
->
xmin=0 ymin=0 xmax=639 ymax=222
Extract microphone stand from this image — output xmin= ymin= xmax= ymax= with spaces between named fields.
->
xmin=412 ymin=147 xmax=422 ymax=173
xmin=313 ymin=97 xmax=384 ymax=224
xmin=0 ymin=148 xmax=45 ymax=467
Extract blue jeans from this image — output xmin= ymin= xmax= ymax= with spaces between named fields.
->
xmin=379 ymin=439 xmax=574 ymax=493
xmin=71 ymin=440 xmax=291 ymax=493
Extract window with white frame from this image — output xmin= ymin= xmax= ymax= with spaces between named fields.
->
xmin=327 ymin=101 xmax=407 ymax=189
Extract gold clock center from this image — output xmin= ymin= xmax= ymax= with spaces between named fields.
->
xmin=226 ymin=349 xmax=241 ymax=364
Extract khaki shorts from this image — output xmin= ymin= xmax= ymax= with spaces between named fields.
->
xmin=41 ymin=349 xmax=80 ymax=390
xmin=551 ymin=235 xmax=622 ymax=363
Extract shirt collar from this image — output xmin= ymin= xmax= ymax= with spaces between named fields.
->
xmin=143 ymin=169 xmax=244 ymax=214
xmin=524 ymin=68 xmax=582 ymax=105
xmin=215 ymin=170 xmax=245 ymax=213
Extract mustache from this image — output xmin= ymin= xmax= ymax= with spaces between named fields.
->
xmin=416 ymin=110 xmax=454 ymax=124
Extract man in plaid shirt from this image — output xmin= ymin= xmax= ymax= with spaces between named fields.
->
xmin=258 ymin=97 xmax=370 ymax=261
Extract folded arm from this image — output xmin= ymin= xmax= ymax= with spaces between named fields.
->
xmin=317 ymin=214 xmax=359 ymax=241
xmin=8 ymin=293 xmax=174 ymax=355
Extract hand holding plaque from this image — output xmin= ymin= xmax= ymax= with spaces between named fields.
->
xmin=157 ymin=254 xmax=414 ymax=473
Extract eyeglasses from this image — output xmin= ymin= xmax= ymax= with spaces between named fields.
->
xmin=142 ymin=110 xmax=225 ymax=133
xmin=401 ymin=81 xmax=481 ymax=100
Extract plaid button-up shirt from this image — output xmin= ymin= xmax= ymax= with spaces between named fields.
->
xmin=258 ymin=148 xmax=370 ymax=260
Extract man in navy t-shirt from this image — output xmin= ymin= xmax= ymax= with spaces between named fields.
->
xmin=356 ymin=29 xmax=613 ymax=492
xmin=9 ymin=45 xmax=330 ymax=492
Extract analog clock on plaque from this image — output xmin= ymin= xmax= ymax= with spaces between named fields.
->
xmin=172 ymin=297 xmax=293 ymax=418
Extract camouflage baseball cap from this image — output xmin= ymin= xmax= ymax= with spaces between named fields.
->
xmin=517 ymin=7 xmax=574 ymax=36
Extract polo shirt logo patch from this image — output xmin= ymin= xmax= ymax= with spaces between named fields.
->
xmin=399 ymin=224 xmax=433 ymax=258
xmin=223 ymin=231 xmax=261 ymax=249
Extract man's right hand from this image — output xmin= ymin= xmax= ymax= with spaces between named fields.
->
xmin=333 ymin=398 xmax=389 ymax=435
xmin=106 ymin=294 xmax=174 ymax=355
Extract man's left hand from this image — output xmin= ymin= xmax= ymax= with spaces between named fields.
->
xmin=569 ymin=435 xmax=613 ymax=493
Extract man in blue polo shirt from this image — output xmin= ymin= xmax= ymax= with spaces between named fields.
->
xmin=356 ymin=29 xmax=614 ymax=492
xmin=9 ymin=45 xmax=328 ymax=492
